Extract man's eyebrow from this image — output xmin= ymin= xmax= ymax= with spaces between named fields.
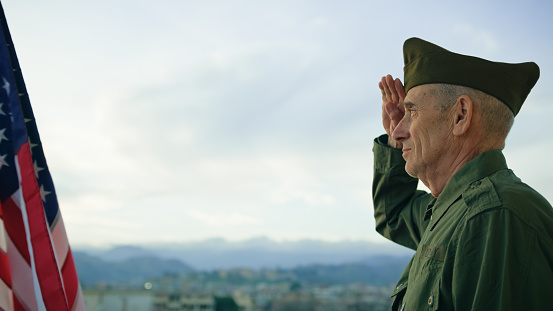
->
xmin=404 ymin=101 xmax=415 ymax=107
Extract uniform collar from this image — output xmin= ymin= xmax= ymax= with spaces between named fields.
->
xmin=425 ymin=149 xmax=508 ymax=229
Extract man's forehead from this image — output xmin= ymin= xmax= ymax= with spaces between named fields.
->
xmin=404 ymin=84 xmax=437 ymax=105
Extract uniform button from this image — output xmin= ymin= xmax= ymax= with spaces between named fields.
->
xmin=428 ymin=295 xmax=434 ymax=306
xmin=400 ymin=303 xmax=405 ymax=311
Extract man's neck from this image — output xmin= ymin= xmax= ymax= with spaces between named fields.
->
xmin=422 ymin=142 xmax=482 ymax=198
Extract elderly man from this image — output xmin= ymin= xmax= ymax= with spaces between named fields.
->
xmin=373 ymin=37 xmax=553 ymax=310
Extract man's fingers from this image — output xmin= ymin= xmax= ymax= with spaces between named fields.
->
xmin=386 ymin=102 xmax=401 ymax=118
xmin=378 ymin=81 xmax=386 ymax=100
xmin=386 ymin=102 xmax=403 ymax=125
xmin=379 ymin=74 xmax=405 ymax=148
xmin=381 ymin=76 xmax=391 ymax=101
xmin=394 ymin=78 xmax=406 ymax=113
xmin=394 ymin=78 xmax=406 ymax=100
xmin=385 ymin=75 xmax=398 ymax=103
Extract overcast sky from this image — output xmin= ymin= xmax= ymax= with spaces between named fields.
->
xmin=2 ymin=0 xmax=552 ymax=247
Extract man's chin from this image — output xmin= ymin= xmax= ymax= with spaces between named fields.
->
xmin=404 ymin=163 xmax=418 ymax=178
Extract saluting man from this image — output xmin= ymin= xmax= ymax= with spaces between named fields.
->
xmin=373 ymin=37 xmax=553 ymax=310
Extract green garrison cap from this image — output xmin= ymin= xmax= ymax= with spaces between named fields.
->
xmin=403 ymin=37 xmax=540 ymax=116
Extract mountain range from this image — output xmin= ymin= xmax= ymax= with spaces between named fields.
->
xmin=73 ymin=237 xmax=414 ymax=287
xmin=75 ymin=236 xmax=414 ymax=270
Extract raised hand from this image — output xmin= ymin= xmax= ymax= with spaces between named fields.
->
xmin=379 ymin=74 xmax=406 ymax=148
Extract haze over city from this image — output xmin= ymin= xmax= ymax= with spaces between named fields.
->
xmin=3 ymin=0 xmax=552 ymax=247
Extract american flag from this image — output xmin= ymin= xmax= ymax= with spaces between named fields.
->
xmin=0 ymin=4 xmax=85 ymax=311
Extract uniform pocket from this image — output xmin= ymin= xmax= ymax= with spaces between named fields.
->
xmin=418 ymin=244 xmax=446 ymax=274
xmin=427 ymin=278 xmax=440 ymax=311
xmin=401 ymin=243 xmax=445 ymax=309
xmin=391 ymin=282 xmax=407 ymax=311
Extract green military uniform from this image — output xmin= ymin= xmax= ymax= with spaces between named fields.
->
xmin=373 ymin=134 xmax=553 ymax=310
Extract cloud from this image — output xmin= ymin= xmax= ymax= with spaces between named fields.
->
xmin=505 ymin=141 xmax=553 ymax=201
xmin=3 ymin=1 xmax=552 ymax=246
xmin=451 ymin=24 xmax=500 ymax=54
xmin=188 ymin=210 xmax=263 ymax=227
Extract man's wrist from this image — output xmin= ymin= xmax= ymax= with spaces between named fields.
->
xmin=373 ymin=134 xmax=408 ymax=174
xmin=377 ymin=134 xmax=401 ymax=149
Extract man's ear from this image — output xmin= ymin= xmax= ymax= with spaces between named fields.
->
xmin=452 ymin=95 xmax=473 ymax=136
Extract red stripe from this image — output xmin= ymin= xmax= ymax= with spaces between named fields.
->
xmin=61 ymin=248 xmax=79 ymax=308
xmin=17 ymin=144 xmax=69 ymax=311
xmin=1 ymin=198 xmax=30 ymax=265
xmin=0 ymin=202 xmax=12 ymax=290
xmin=0 ymin=250 xmax=11 ymax=288
xmin=12 ymin=293 xmax=25 ymax=311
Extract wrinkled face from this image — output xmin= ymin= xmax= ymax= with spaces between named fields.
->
xmin=392 ymin=85 xmax=452 ymax=179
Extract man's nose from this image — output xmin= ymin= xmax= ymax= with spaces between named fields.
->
xmin=392 ymin=117 xmax=410 ymax=142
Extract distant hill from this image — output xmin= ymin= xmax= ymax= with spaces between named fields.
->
xmin=292 ymin=255 xmax=410 ymax=286
xmin=73 ymin=237 xmax=413 ymax=287
xmin=73 ymin=251 xmax=194 ymax=287
xmin=76 ymin=237 xmax=413 ymax=270
xmin=95 ymin=245 xmax=157 ymax=261
xmin=73 ymin=251 xmax=410 ymax=287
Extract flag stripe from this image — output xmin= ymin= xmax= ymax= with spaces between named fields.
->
xmin=61 ymin=249 xmax=78 ymax=308
xmin=0 ymin=277 xmax=12 ymax=310
xmin=0 ymin=219 xmax=8 ymax=253
xmin=0 ymin=249 xmax=10 ymax=288
xmin=6 ymin=236 xmax=38 ymax=311
xmin=0 ymin=3 xmax=84 ymax=310
xmin=71 ymin=286 xmax=86 ymax=311
xmin=16 ymin=145 xmax=68 ymax=311
xmin=50 ymin=217 xmax=69 ymax=270
xmin=11 ymin=294 xmax=23 ymax=311
xmin=0 ymin=200 xmax=30 ymax=265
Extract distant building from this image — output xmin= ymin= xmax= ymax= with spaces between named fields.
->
xmin=153 ymin=293 xmax=215 ymax=311
xmin=271 ymin=292 xmax=316 ymax=311
xmin=232 ymin=291 xmax=254 ymax=311
xmin=82 ymin=273 xmax=393 ymax=311
xmin=83 ymin=288 xmax=250 ymax=311
xmin=83 ymin=289 xmax=154 ymax=311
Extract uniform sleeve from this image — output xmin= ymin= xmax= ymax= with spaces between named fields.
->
xmin=451 ymin=207 xmax=552 ymax=311
xmin=372 ymin=134 xmax=434 ymax=250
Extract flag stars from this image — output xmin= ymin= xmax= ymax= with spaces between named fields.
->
xmin=39 ymin=184 xmax=51 ymax=202
xmin=0 ymin=103 xmax=6 ymax=116
xmin=34 ymin=161 xmax=44 ymax=179
xmin=2 ymin=77 xmax=10 ymax=96
xmin=29 ymin=138 xmax=38 ymax=150
xmin=0 ymin=154 xmax=9 ymax=170
xmin=0 ymin=128 xmax=7 ymax=144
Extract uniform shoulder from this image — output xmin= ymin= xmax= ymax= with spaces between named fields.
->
xmin=490 ymin=169 xmax=552 ymax=208
xmin=481 ymin=169 xmax=553 ymax=233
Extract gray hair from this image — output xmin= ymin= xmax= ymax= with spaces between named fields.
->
xmin=430 ymin=84 xmax=514 ymax=149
